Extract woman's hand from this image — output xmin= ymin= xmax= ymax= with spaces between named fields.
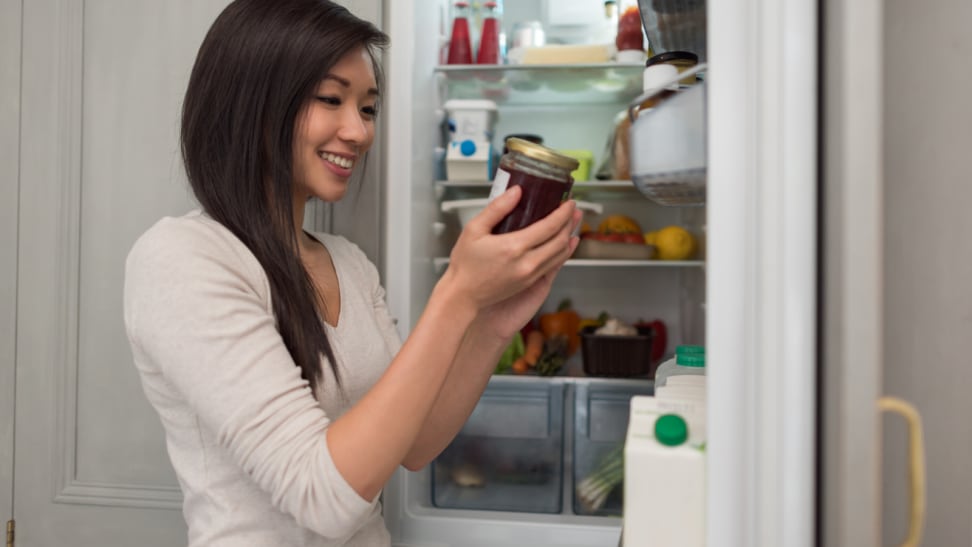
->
xmin=443 ymin=186 xmax=580 ymax=315
xmin=476 ymin=270 xmax=557 ymax=341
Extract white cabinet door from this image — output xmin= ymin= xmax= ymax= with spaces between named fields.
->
xmin=13 ymin=1 xmax=229 ymax=545
xmin=0 ymin=0 xmax=22 ymax=533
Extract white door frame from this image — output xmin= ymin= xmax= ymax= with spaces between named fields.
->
xmin=820 ymin=0 xmax=885 ymax=545
xmin=707 ymin=0 xmax=819 ymax=545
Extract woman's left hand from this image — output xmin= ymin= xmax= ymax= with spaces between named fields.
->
xmin=476 ymin=270 xmax=557 ymax=341
xmin=475 ymin=217 xmax=580 ymax=342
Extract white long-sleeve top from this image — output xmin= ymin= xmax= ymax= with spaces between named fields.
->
xmin=123 ymin=210 xmax=402 ymax=546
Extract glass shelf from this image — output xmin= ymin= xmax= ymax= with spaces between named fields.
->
xmin=433 ymin=257 xmax=704 ymax=274
xmin=435 ymin=63 xmax=645 ymax=105
xmin=436 ymin=180 xmax=640 ymax=201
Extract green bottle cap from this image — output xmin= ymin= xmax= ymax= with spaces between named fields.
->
xmin=654 ymin=414 xmax=688 ymax=447
xmin=677 ymin=354 xmax=706 ymax=367
xmin=675 ymin=345 xmax=705 ymax=355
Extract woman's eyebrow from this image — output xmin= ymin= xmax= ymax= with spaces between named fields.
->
xmin=323 ymin=74 xmax=379 ymax=96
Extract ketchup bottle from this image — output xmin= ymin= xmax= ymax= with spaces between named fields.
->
xmin=615 ymin=5 xmax=644 ymax=53
xmin=447 ymin=1 xmax=474 ymax=65
xmin=476 ymin=1 xmax=501 ymax=64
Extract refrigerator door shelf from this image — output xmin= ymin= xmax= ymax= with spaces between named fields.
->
xmin=434 ymin=63 xmax=645 ymax=106
xmin=630 ymin=82 xmax=707 ymax=207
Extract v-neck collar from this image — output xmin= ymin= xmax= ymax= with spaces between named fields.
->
xmin=303 ymin=231 xmax=343 ymax=330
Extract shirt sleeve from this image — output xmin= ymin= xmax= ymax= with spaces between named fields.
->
xmin=123 ymin=218 xmax=377 ymax=540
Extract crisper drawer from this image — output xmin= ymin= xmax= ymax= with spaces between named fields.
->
xmin=572 ymin=380 xmax=653 ymax=516
xmin=431 ymin=381 xmax=565 ymax=514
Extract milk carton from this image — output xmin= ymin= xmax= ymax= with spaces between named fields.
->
xmin=622 ymin=395 xmax=706 ymax=547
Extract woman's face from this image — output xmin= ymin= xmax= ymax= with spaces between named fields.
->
xmin=292 ymin=46 xmax=378 ymax=203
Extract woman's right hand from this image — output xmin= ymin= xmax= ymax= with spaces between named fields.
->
xmin=443 ymin=185 xmax=578 ymax=312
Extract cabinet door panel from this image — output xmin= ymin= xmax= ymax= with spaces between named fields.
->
xmin=0 ymin=0 xmax=23 ymax=526
xmin=14 ymin=1 xmax=228 ymax=545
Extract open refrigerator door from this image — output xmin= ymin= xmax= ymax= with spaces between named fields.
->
xmin=378 ymin=1 xmax=741 ymax=546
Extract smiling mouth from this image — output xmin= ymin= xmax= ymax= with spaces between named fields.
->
xmin=319 ymin=152 xmax=355 ymax=169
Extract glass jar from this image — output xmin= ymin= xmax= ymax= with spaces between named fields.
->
xmin=488 ymin=138 xmax=579 ymax=234
xmin=646 ymin=50 xmax=699 ymax=86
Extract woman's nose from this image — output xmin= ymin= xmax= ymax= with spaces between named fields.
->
xmin=338 ymin=107 xmax=370 ymax=145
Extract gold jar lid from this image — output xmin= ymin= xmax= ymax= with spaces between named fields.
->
xmin=504 ymin=137 xmax=580 ymax=171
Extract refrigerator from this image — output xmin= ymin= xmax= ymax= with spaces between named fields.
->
xmin=374 ymin=0 xmax=909 ymax=546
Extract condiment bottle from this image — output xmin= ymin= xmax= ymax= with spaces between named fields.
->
xmin=615 ymin=5 xmax=645 ymax=62
xmin=646 ymin=50 xmax=699 ymax=86
xmin=476 ymin=1 xmax=502 ymax=64
xmin=447 ymin=1 xmax=473 ymax=65
xmin=488 ymin=138 xmax=579 ymax=234
xmin=612 ymin=63 xmax=679 ymax=180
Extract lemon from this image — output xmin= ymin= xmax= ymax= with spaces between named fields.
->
xmin=643 ymin=231 xmax=658 ymax=245
xmin=654 ymin=226 xmax=696 ymax=260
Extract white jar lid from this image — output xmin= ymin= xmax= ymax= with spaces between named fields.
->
xmin=643 ymin=63 xmax=679 ymax=93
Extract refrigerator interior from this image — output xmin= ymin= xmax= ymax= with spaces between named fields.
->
xmin=382 ymin=0 xmax=707 ymax=544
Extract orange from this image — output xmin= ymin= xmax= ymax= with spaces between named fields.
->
xmin=597 ymin=214 xmax=642 ymax=235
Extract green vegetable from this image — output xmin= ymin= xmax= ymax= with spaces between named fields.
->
xmin=494 ymin=332 xmax=525 ymax=374
xmin=535 ymin=334 xmax=568 ymax=376
xmin=576 ymin=444 xmax=625 ymax=513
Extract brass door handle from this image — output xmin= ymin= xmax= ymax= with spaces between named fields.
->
xmin=878 ymin=396 xmax=926 ymax=547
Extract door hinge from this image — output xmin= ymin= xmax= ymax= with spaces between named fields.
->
xmin=5 ymin=520 xmax=12 ymax=547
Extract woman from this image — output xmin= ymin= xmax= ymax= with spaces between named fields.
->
xmin=122 ymin=1 xmax=580 ymax=545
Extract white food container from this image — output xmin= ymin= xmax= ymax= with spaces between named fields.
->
xmin=441 ymin=198 xmax=603 ymax=231
xmin=629 ymin=64 xmax=708 ymax=206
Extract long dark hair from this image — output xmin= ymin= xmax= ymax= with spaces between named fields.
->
xmin=181 ymin=0 xmax=388 ymax=397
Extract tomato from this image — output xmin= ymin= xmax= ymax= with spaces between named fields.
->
xmin=636 ymin=319 xmax=668 ymax=364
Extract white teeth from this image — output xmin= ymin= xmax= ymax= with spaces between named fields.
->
xmin=322 ymin=153 xmax=353 ymax=169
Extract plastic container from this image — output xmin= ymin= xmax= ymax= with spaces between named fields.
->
xmin=557 ymin=149 xmax=594 ymax=182
xmin=654 ymin=347 xmax=705 ymax=388
xmin=443 ymin=99 xmax=498 ymax=181
xmin=611 ymin=62 xmax=679 ymax=180
xmin=629 ymin=64 xmax=707 ymax=206
xmin=572 ymin=381 xmax=653 ymax=516
xmin=441 ymin=198 xmax=603 ymax=228
xmin=580 ymin=325 xmax=654 ymax=377
xmin=636 ymin=0 xmax=707 ymax=63
xmin=487 ymin=137 xmax=579 ymax=234
xmin=431 ymin=381 xmax=564 ymax=513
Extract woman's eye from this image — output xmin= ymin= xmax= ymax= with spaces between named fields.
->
xmin=316 ymin=96 xmax=341 ymax=106
xmin=362 ymin=105 xmax=378 ymax=118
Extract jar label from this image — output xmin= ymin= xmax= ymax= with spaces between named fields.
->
xmin=487 ymin=167 xmax=511 ymax=202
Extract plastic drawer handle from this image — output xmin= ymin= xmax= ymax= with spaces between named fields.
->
xmin=878 ymin=396 xmax=926 ymax=547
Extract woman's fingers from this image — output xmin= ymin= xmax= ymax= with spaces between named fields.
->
xmin=466 ymin=185 xmax=522 ymax=234
xmin=510 ymin=206 xmax=582 ymax=287
xmin=449 ymin=195 xmax=580 ymax=309
xmin=509 ymin=199 xmax=578 ymax=249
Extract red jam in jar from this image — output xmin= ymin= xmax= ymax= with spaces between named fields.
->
xmin=488 ymin=137 xmax=579 ymax=234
